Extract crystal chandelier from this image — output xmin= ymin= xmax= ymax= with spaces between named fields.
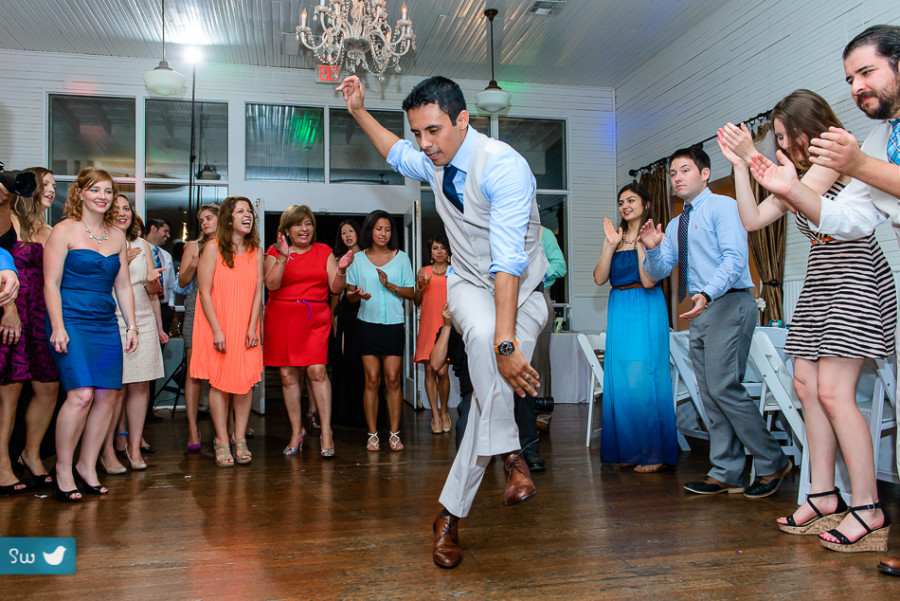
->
xmin=296 ymin=0 xmax=415 ymax=80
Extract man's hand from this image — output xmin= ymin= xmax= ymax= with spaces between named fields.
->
xmin=808 ymin=126 xmax=863 ymax=175
xmin=497 ymin=350 xmax=540 ymax=398
xmin=679 ymin=293 xmax=708 ymax=321
xmin=0 ymin=270 xmax=19 ymax=307
xmin=336 ymin=75 xmax=365 ymax=114
xmin=639 ymin=219 xmax=663 ymax=250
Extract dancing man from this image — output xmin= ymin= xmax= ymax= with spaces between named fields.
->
xmin=337 ymin=74 xmax=549 ymax=568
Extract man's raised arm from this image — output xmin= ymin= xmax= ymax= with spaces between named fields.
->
xmin=336 ymin=75 xmax=402 ymax=159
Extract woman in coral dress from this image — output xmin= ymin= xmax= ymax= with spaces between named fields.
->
xmin=413 ymin=233 xmax=451 ymax=434
xmin=191 ymin=196 xmax=264 ymax=467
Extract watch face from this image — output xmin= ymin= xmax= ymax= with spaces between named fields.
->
xmin=498 ymin=341 xmax=515 ymax=356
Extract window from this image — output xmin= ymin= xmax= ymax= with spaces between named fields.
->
xmin=246 ymin=104 xmax=324 ymax=181
xmin=469 ymin=115 xmax=491 ymax=136
xmin=538 ymin=194 xmax=567 ymax=303
xmin=330 ymin=108 xmax=404 ymax=184
xmin=145 ymin=183 xmax=229 ymax=245
xmin=146 ymin=99 xmax=228 ymax=180
xmin=498 ymin=118 xmax=566 ymax=190
xmin=49 ymin=95 xmax=136 ymax=177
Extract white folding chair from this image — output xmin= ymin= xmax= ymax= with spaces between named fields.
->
xmin=748 ymin=328 xmax=810 ymax=503
xmin=861 ymin=356 xmax=897 ymax=484
xmin=669 ymin=330 xmax=709 ymax=451
xmin=576 ymin=333 xmax=604 ymax=447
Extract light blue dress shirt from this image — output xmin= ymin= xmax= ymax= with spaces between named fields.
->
xmin=386 ymin=126 xmax=536 ymax=278
xmin=643 ymin=188 xmax=753 ymax=300
xmin=0 ymin=248 xmax=15 ymax=273
xmin=347 ymin=250 xmax=415 ymax=325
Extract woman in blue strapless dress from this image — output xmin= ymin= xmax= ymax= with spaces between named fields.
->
xmin=593 ymin=183 xmax=677 ymax=472
xmin=44 ymin=168 xmax=138 ymax=502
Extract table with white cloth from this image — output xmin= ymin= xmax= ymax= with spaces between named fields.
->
xmin=549 ymin=332 xmax=592 ymax=404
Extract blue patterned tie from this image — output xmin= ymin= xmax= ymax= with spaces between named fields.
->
xmin=677 ymin=203 xmax=693 ymax=302
xmin=152 ymin=246 xmax=164 ymax=298
xmin=442 ymin=164 xmax=464 ymax=213
xmin=887 ymin=119 xmax=900 ymax=165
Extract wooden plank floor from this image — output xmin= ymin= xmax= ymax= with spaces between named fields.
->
xmin=3 ymin=399 xmax=900 ymax=600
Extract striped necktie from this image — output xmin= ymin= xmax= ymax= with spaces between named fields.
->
xmin=442 ymin=164 xmax=464 ymax=213
xmin=152 ymin=246 xmax=164 ymax=298
xmin=887 ymin=119 xmax=900 ymax=165
xmin=677 ymin=203 xmax=694 ymax=302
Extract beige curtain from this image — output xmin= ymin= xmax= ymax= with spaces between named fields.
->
xmin=638 ymin=166 xmax=673 ymax=325
xmin=744 ymin=122 xmax=786 ymax=323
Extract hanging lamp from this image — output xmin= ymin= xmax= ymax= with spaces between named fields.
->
xmin=144 ymin=0 xmax=186 ymax=95
xmin=475 ymin=8 xmax=511 ymax=113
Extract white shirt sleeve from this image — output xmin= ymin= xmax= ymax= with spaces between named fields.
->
xmin=810 ymin=176 xmax=887 ymax=240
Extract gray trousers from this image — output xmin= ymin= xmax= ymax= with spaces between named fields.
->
xmin=439 ymin=276 xmax=547 ymax=517
xmin=689 ymin=290 xmax=787 ymax=485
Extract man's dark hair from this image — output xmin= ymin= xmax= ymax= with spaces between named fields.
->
xmin=401 ymin=76 xmax=467 ymax=125
xmin=146 ymin=217 xmax=171 ymax=231
xmin=668 ymin=146 xmax=711 ymax=172
xmin=843 ymin=24 xmax=900 ymax=71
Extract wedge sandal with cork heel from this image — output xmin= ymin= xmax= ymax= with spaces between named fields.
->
xmin=778 ymin=488 xmax=848 ymax=535
xmin=818 ymin=501 xmax=890 ymax=552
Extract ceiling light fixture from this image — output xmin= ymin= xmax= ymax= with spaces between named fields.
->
xmin=144 ymin=0 xmax=186 ymax=95
xmin=295 ymin=0 xmax=416 ymax=81
xmin=475 ymin=8 xmax=510 ymax=114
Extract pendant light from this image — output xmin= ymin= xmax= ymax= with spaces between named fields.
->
xmin=475 ymin=8 xmax=511 ymax=113
xmin=144 ymin=0 xmax=186 ymax=95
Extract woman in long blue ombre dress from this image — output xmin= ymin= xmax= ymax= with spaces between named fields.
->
xmin=593 ymin=183 xmax=677 ymax=472
xmin=44 ymin=168 xmax=138 ymax=502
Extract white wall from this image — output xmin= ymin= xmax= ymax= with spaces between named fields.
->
xmin=0 ymin=48 xmax=615 ymax=331
xmin=615 ymin=0 xmax=900 ymax=301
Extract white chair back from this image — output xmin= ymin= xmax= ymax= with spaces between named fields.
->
xmin=576 ymin=333 xmax=604 ymax=447
xmin=669 ymin=330 xmax=709 ymax=451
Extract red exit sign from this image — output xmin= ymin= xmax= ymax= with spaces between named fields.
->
xmin=316 ymin=65 xmax=342 ymax=83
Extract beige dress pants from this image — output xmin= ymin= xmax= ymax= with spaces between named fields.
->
xmin=438 ymin=275 xmax=548 ymax=518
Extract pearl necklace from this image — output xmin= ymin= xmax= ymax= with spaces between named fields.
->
xmin=82 ymin=221 xmax=109 ymax=244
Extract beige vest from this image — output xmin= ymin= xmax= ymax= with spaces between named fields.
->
xmin=433 ymin=131 xmax=548 ymax=307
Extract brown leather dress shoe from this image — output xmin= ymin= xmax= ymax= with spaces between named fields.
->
xmin=878 ymin=553 xmax=900 ymax=576
xmin=503 ymin=453 xmax=536 ymax=506
xmin=433 ymin=513 xmax=462 ymax=569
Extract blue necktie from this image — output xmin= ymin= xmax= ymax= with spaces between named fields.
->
xmin=152 ymin=246 xmax=164 ymax=298
xmin=677 ymin=203 xmax=693 ymax=302
xmin=442 ymin=164 xmax=464 ymax=213
xmin=887 ymin=119 xmax=900 ymax=165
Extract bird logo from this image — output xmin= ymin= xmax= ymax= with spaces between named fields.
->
xmin=42 ymin=546 xmax=67 ymax=566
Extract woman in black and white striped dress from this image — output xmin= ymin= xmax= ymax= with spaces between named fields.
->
xmin=719 ymin=89 xmax=894 ymax=552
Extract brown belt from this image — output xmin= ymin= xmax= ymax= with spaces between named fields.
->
xmin=811 ymin=235 xmax=835 ymax=245
xmin=612 ymin=283 xmax=643 ymax=290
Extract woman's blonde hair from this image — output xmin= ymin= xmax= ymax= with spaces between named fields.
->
xmin=65 ymin=167 xmax=118 ymax=226
xmin=216 ymin=196 xmax=259 ymax=268
xmin=13 ymin=166 xmax=52 ymax=246
xmin=277 ymin=204 xmax=316 ymax=243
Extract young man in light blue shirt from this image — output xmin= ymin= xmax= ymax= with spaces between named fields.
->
xmin=641 ymin=146 xmax=790 ymax=498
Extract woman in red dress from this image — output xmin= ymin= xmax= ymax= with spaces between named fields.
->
xmin=413 ymin=233 xmax=451 ymax=434
xmin=264 ymin=205 xmax=353 ymax=457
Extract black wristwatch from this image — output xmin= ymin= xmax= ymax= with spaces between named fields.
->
xmin=494 ymin=340 xmax=519 ymax=356
xmin=700 ymin=291 xmax=712 ymax=305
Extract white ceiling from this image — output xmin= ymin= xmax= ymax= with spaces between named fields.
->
xmin=0 ymin=0 xmax=731 ymax=88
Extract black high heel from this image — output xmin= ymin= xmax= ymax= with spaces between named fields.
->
xmin=17 ymin=455 xmax=53 ymax=489
xmin=54 ymin=471 xmax=81 ymax=503
xmin=73 ymin=469 xmax=108 ymax=496
xmin=0 ymin=480 xmax=28 ymax=496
